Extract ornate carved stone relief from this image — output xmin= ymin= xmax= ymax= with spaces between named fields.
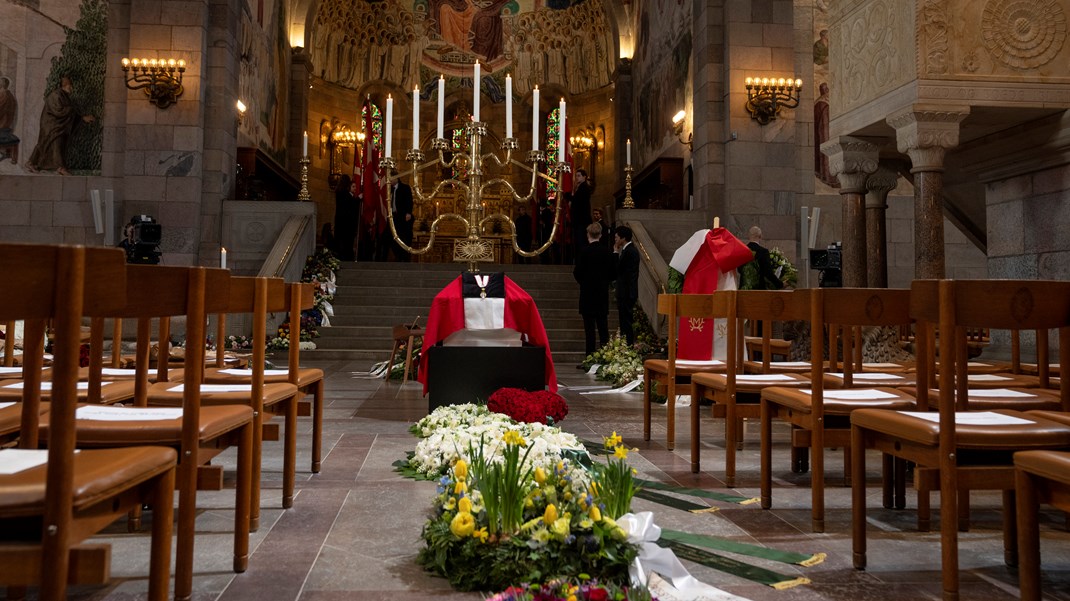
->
xmin=921 ymin=0 xmax=950 ymax=75
xmin=821 ymin=137 xmax=880 ymax=192
xmin=832 ymin=0 xmax=913 ymax=114
xmin=981 ymin=0 xmax=1067 ymax=70
xmin=887 ymin=107 xmax=969 ymax=170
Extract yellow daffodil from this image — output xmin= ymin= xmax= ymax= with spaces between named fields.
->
xmin=453 ymin=459 xmax=467 ymax=481
xmin=579 ymin=517 xmax=594 ymax=529
xmin=454 ymin=480 xmax=467 ymax=495
xmin=543 ymin=503 xmax=558 ymax=525
xmin=551 ymin=515 xmax=571 ymax=539
xmin=450 ymin=511 xmax=475 ymax=537
xmin=472 ymin=527 xmax=489 ymax=543
xmin=563 ymin=491 xmax=572 ymax=501
xmin=457 ymin=496 xmax=472 ymax=514
xmin=589 ymin=505 xmax=602 ymax=522
xmin=534 ymin=466 xmax=547 ymax=484
xmin=567 ymin=595 xmax=577 ymax=601
xmin=443 ymin=497 xmax=457 ymax=511
xmin=604 ymin=431 xmax=623 ymax=449
xmin=613 ymin=445 xmax=629 ymax=460
xmin=503 ymin=430 xmax=526 ymax=446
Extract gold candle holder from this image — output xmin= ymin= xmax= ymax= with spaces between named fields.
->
xmin=297 ymin=156 xmax=311 ymax=202
xmin=622 ymin=165 xmax=635 ymax=209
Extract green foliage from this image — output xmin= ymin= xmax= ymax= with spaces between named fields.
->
xmin=667 ymin=266 xmax=684 ymax=293
xmin=594 ymin=435 xmax=639 ymax=519
xmin=47 ymin=0 xmax=106 ymax=172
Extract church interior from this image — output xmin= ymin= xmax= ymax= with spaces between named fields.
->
xmin=1 ymin=0 xmax=1069 ymax=599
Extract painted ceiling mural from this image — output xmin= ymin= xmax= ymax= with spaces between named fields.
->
xmin=309 ymin=0 xmax=617 ymax=99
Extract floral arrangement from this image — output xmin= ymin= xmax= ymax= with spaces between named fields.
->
xmin=487 ymin=578 xmax=656 ymax=601
xmin=580 ymin=334 xmax=644 ymax=389
xmin=223 ymin=334 xmax=253 ymax=351
xmin=268 ymin=249 xmax=339 ymax=350
xmin=488 ymin=387 xmax=569 ymax=425
xmin=769 ymin=247 xmax=798 ymax=288
xmin=408 ymin=407 xmax=586 ymax=479
xmin=417 ymin=429 xmax=640 ymax=591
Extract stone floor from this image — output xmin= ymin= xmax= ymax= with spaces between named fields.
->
xmin=51 ymin=360 xmax=1070 ymax=601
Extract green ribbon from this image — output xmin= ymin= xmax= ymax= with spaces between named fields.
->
xmin=659 ymin=540 xmax=811 ymax=589
xmin=633 ymin=489 xmax=720 ymax=513
xmin=660 ymin=529 xmax=825 ymax=567
xmin=635 ymin=478 xmax=759 ymax=505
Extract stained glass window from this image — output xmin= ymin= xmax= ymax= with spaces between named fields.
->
xmin=361 ymin=102 xmax=383 ymax=148
xmin=546 ymin=107 xmax=561 ymax=195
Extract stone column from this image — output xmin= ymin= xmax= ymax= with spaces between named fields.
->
xmin=821 ymin=137 xmax=879 ymax=288
xmin=887 ymin=106 xmax=969 ymax=280
xmin=864 ymin=165 xmax=899 ymax=288
xmin=613 ymin=58 xmax=633 ymax=218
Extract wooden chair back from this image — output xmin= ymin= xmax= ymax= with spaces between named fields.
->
xmin=735 ymin=289 xmax=809 ymax=373
xmin=285 ymin=282 xmax=316 ymax=381
xmin=660 ymin=292 xmax=736 ymax=382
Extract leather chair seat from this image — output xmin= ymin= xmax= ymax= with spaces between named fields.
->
xmin=743 ymin=360 xmax=815 ymax=374
xmin=898 ymin=388 xmax=1064 ymax=412
xmin=0 ymin=446 xmax=177 ymax=516
xmin=822 ymin=371 xmax=916 ymax=389
xmin=644 ymin=358 xmax=726 ymax=377
xmin=39 ymin=404 xmax=254 ymax=446
xmin=1014 ymin=450 xmax=1070 ymax=485
xmin=0 ymin=379 xmax=136 ymax=404
xmin=199 ymin=367 xmax=324 ymax=387
xmin=851 ymin=408 xmax=1070 ymax=449
xmin=762 ymin=386 xmax=916 ymax=415
xmin=692 ymin=372 xmax=809 ymax=396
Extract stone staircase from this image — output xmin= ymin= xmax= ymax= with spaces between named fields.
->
xmin=303 ymin=262 xmax=597 ymax=369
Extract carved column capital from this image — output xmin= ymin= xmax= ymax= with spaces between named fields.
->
xmin=820 ymin=136 xmax=880 ymax=194
xmin=865 ymin=164 xmax=899 ymax=208
xmin=887 ymin=105 xmax=969 ymax=172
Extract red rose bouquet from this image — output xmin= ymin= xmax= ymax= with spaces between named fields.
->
xmin=487 ymin=387 xmax=569 ymax=425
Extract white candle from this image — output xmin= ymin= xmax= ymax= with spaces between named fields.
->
xmin=220 ymin=247 xmax=227 ymax=269
xmin=302 ymin=131 xmax=308 ymax=156
xmin=505 ymin=74 xmax=513 ymax=139
xmin=385 ymin=95 xmax=393 ymax=159
xmin=531 ymin=86 xmax=539 ymax=151
xmin=472 ymin=62 xmax=481 ymax=122
xmin=412 ymin=86 xmax=420 ymax=150
xmin=558 ymin=98 xmax=566 ymax=164
xmin=437 ymin=75 xmax=445 ymax=140
xmin=627 ymin=138 xmax=631 ymax=166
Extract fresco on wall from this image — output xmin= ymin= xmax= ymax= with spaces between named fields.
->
xmin=309 ymin=0 xmax=615 ymax=99
xmin=238 ymin=0 xmax=291 ymax=165
xmin=813 ymin=0 xmax=838 ymax=189
xmin=631 ymin=0 xmax=690 ymax=166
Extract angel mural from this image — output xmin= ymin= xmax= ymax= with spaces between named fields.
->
xmin=425 ymin=0 xmax=515 ymax=62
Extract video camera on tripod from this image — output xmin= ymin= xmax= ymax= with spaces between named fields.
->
xmin=809 ymin=242 xmax=842 ymax=288
xmin=123 ymin=215 xmax=162 ymax=264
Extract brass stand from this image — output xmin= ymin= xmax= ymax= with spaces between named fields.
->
xmin=622 ymin=165 xmax=635 ymax=209
xmin=297 ymin=156 xmax=311 ymax=202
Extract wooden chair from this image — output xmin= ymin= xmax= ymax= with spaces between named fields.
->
xmin=850 ymin=279 xmax=1070 ymax=601
xmin=643 ymin=294 xmax=731 ymax=452
xmin=0 ymin=243 xmax=176 ymax=601
xmin=1014 ymin=449 xmax=1070 ymax=601
xmin=284 ymin=281 xmax=326 ymax=473
xmin=760 ymin=288 xmax=918 ymax=533
xmin=43 ymin=264 xmax=255 ymax=601
xmin=690 ymin=290 xmax=810 ymax=481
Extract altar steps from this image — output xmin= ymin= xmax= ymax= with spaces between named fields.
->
xmin=304 ymin=261 xmax=600 ymax=369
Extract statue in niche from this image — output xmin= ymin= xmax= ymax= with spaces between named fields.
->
xmin=25 ymin=76 xmax=96 ymax=176
xmin=0 ymin=76 xmax=18 ymax=165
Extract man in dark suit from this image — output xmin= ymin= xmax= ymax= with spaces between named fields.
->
xmin=391 ymin=175 xmax=414 ymax=261
xmin=569 ymin=169 xmax=593 ymax=260
xmin=613 ymin=225 xmax=640 ymax=345
xmin=573 ymin=222 xmax=616 ymax=363
xmin=746 ymin=225 xmax=784 ymax=290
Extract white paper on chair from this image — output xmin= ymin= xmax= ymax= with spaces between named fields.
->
xmin=0 ymin=402 xmax=14 ymax=410
xmin=900 ymin=411 xmax=1034 ymax=426
xmin=166 ymin=384 xmax=253 ymax=393
xmin=3 ymin=381 xmax=112 ymax=391
xmin=965 ymin=388 xmax=1036 ymax=398
xmin=863 ymin=362 xmax=903 ymax=369
xmin=0 ymin=449 xmax=53 ymax=474
xmin=77 ymin=405 xmax=183 ymax=421
xmin=675 ymin=359 xmax=724 ymax=367
xmin=801 ymin=388 xmax=900 ymax=400
xmin=768 ymin=361 xmax=810 ymax=368
xmin=736 ymin=374 xmax=796 ymax=382
xmin=826 ymin=372 xmax=905 ymax=380
xmin=219 ymin=368 xmax=291 ymax=376
xmin=968 ymin=374 xmax=1011 ymax=382
xmin=100 ymin=368 xmax=138 ymax=376
xmin=0 ymin=367 xmax=22 ymax=375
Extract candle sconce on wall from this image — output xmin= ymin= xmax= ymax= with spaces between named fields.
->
xmin=121 ymin=57 xmax=186 ymax=108
xmin=324 ymin=120 xmax=363 ymax=191
xmin=672 ymin=110 xmax=692 ymax=151
xmin=744 ymin=76 xmax=802 ymax=125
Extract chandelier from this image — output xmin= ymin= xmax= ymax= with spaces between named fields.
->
xmin=380 ymin=64 xmax=567 ymax=272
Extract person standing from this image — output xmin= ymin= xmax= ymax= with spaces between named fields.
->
xmin=592 ymin=207 xmax=610 ymax=249
xmin=513 ymin=204 xmax=533 ymax=263
xmin=25 ymin=76 xmax=95 ymax=175
xmin=333 ymin=174 xmax=358 ymax=260
xmin=569 ymin=169 xmax=593 ymax=259
xmin=744 ymin=225 xmax=784 ymax=291
xmin=573 ymin=222 xmax=615 ymax=363
xmin=613 ymin=225 xmax=640 ymax=345
xmin=391 ymin=175 xmax=414 ymax=261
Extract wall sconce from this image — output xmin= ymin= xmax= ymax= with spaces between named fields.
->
xmin=672 ymin=110 xmax=692 ymax=150
xmin=121 ymin=57 xmax=186 ymax=109
xmin=569 ymin=129 xmax=596 ymax=154
xmin=744 ymin=77 xmax=802 ymax=125
xmin=325 ymin=123 xmax=364 ymax=190
xmin=236 ymin=99 xmax=247 ymax=125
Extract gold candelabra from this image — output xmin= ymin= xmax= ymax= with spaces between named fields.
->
xmin=744 ymin=76 xmax=802 ymax=125
xmin=120 ymin=57 xmax=186 ymax=109
xmin=297 ymin=156 xmax=311 ymax=201
xmin=622 ymin=165 xmax=635 ymax=209
xmin=382 ymin=122 xmax=567 ymax=272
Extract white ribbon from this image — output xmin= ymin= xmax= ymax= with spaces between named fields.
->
xmin=617 ymin=512 xmax=752 ymax=601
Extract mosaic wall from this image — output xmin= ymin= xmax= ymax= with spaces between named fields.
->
xmin=308 ymin=0 xmax=616 ymax=99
